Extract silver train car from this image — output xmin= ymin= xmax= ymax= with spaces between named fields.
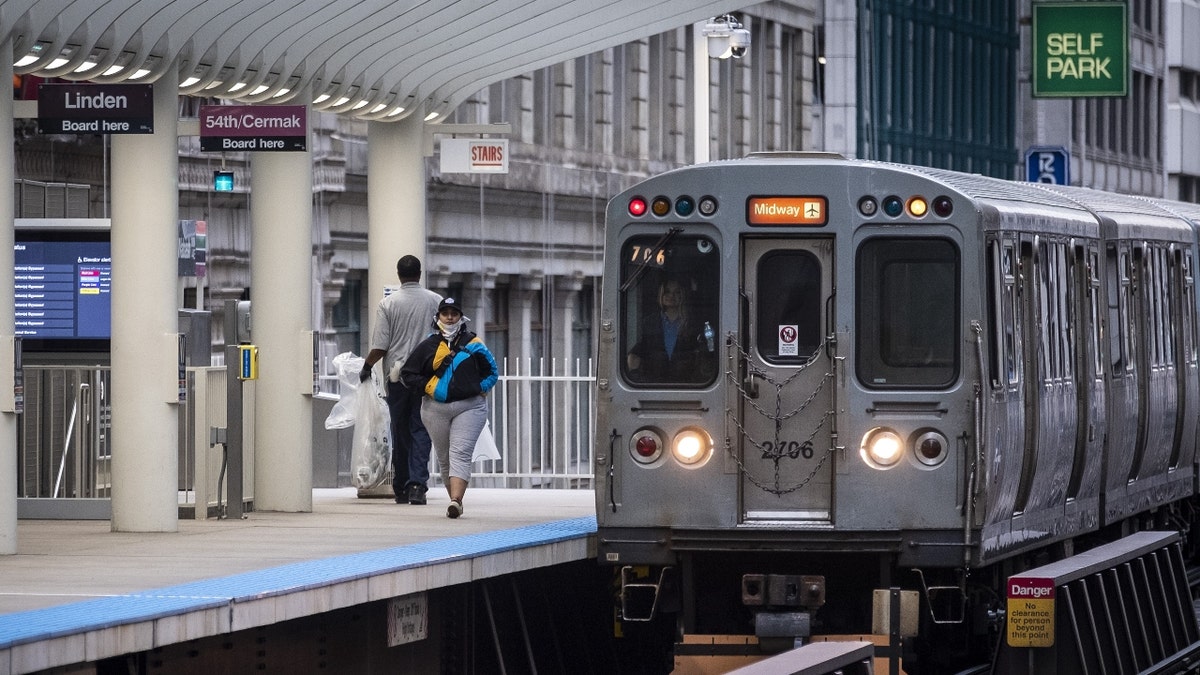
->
xmin=593 ymin=153 xmax=1200 ymax=670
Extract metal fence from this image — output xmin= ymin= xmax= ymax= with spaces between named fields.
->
xmin=16 ymin=359 xmax=596 ymax=504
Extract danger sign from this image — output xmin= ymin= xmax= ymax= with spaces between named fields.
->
xmin=778 ymin=325 xmax=798 ymax=356
xmin=1006 ymin=577 xmax=1055 ymax=648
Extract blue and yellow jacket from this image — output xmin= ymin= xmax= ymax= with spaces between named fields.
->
xmin=400 ymin=329 xmax=498 ymax=403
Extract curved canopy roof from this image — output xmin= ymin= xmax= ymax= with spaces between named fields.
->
xmin=2 ymin=0 xmax=742 ymax=122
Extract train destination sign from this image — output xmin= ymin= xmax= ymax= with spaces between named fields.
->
xmin=199 ymin=105 xmax=307 ymax=151
xmin=747 ymin=196 xmax=827 ymax=226
xmin=37 ymin=83 xmax=154 ymax=134
xmin=1006 ymin=577 xmax=1055 ymax=648
xmin=1032 ymin=2 xmax=1128 ymax=97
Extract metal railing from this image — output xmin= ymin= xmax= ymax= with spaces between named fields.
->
xmin=16 ymin=358 xmax=597 ymax=507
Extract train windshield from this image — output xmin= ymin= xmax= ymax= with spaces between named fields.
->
xmin=856 ymin=237 xmax=960 ymax=388
xmin=620 ymin=233 xmax=720 ymax=387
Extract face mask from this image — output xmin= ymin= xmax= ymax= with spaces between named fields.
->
xmin=438 ymin=319 xmax=462 ymax=340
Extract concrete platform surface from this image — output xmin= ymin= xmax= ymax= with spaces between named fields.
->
xmin=0 ymin=487 xmax=597 ymax=615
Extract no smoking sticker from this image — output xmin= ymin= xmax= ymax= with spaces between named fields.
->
xmin=778 ymin=325 xmax=798 ymax=356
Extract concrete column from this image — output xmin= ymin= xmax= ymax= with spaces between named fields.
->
xmin=110 ymin=71 xmax=180 ymax=532
xmin=508 ymin=277 xmax=541 ymax=479
xmin=366 ymin=113 xmax=426 ymax=318
xmin=250 ymin=116 xmax=314 ymax=512
xmin=1 ymin=43 xmax=17 ymax=553
xmin=463 ymin=270 xmax=497 ymax=341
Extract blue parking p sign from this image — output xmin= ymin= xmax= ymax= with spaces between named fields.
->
xmin=1026 ymin=146 xmax=1070 ymax=184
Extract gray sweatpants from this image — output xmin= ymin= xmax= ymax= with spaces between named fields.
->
xmin=420 ymin=395 xmax=488 ymax=484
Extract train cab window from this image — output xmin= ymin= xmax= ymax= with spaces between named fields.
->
xmin=856 ymin=237 xmax=959 ymax=388
xmin=620 ymin=234 xmax=720 ymax=387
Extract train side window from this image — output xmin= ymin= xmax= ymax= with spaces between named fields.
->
xmin=619 ymin=234 xmax=720 ymax=387
xmin=755 ymin=250 xmax=822 ymax=363
xmin=856 ymin=237 xmax=960 ymax=388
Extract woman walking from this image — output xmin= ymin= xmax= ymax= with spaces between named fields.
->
xmin=401 ymin=298 xmax=499 ymax=518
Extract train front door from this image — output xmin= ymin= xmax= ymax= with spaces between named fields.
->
xmin=736 ymin=238 xmax=836 ymax=522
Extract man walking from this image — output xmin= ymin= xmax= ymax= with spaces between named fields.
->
xmin=360 ymin=255 xmax=442 ymax=504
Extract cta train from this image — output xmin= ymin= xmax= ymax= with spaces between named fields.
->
xmin=593 ymin=153 xmax=1200 ymax=671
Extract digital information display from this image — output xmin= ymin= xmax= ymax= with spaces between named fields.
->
xmin=14 ymin=239 xmax=112 ymax=339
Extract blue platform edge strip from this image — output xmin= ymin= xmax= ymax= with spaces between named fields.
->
xmin=0 ymin=515 xmax=597 ymax=649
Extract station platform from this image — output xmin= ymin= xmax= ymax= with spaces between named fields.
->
xmin=0 ymin=488 xmax=597 ymax=674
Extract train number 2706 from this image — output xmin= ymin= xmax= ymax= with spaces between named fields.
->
xmin=760 ymin=440 xmax=814 ymax=460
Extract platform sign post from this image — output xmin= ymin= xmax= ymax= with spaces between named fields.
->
xmin=1006 ymin=577 xmax=1055 ymax=647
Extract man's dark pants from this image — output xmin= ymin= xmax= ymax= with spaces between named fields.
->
xmin=387 ymin=380 xmax=432 ymax=500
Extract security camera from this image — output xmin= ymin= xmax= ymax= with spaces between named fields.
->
xmin=728 ymin=28 xmax=751 ymax=58
xmin=702 ymin=14 xmax=750 ymax=59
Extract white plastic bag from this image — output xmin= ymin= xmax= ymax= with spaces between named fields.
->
xmin=325 ymin=352 xmax=365 ymax=430
xmin=350 ymin=377 xmax=392 ymax=489
xmin=472 ymin=420 xmax=501 ymax=463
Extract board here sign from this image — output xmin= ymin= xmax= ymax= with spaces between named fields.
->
xmin=1033 ymin=2 xmax=1128 ymax=97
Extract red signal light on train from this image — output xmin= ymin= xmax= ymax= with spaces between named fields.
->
xmin=628 ymin=197 xmax=648 ymax=217
xmin=635 ymin=436 xmax=658 ymax=457
xmin=932 ymin=195 xmax=954 ymax=217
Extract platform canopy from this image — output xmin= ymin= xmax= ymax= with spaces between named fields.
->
xmin=1 ymin=0 xmax=744 ymax=122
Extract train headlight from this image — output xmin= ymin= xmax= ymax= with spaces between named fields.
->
xmin=672 ymin=427 xmax=712 ymax=466
xmin=630 ymin=428 xmax=665 ymax=465
xmin=861 ymin=427 xmax=903 ymax=468
xmin=698 ymin=196 xmax=719 ymax=216
xmin=913 ymin=429 xmax=949 ymax=467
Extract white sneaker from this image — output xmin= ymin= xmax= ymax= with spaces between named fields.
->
xmin=447 ymin=500 xmax=463 ymax=519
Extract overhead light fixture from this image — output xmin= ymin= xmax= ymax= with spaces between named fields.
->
xmin=74 ymin=61 xmax=97 ymax=73
xmin=386 ymin=106 xmax=405 ymax=117
xmin=272 ymin=88 xmax=291 ymax=98
xmin=228 ymin=82 xmax=246 ymax=92
xmin=130 ymin=68 xmax=151 ymax=79
xmin=313 ymin=94 xmax=331 ymax=104
xmin=181 ymin=76 xmax=200 ymax=87
xmin=423 ymin=111 xmax=439 ymax=121
xmin=48 ymin=58 xmax=68 ymax=69
xmin=15 ymin=55 xmax=38 ymax=67
xmin=351 ymin=100 xmax=368 ymax=110
xmin=702 ymin=14 xmax=751 ymax=59
xmin=103 ymin=65 xmax=124 ymax=76
xmin=369 ymin=103 xmax=387 ymax=113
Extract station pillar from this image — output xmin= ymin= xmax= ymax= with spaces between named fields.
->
xmin=250 ymin=122 xmax=314 ymax=513
xmin=110 ymin=71 xmax=181 ymax=532
xmin=1 ymin=44 xmax=17 ymax=553
xmin=366 ymin=111 xmax=427 ymax=314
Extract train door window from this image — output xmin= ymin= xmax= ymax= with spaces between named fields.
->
xmin=856 ymin=237 xmax=959 ymax=388
xmin=620 ymin=233 xmax=720 ymax=387
xmin=986 ymin=238 xmax=1018 ymax=387
xmin=1105 ymin=245 xmax=1132 ymax=375
xmin=1184 ymin=252 xmax=1198 ymax=366
xmin=1088 ymin=250 xmax=1104 ymax=377
xmin=755 ymin=250 xmax=822 ymax=363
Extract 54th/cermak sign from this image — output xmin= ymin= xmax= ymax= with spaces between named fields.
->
xmin=1033 ymin=2 xmax=1128 ymax=97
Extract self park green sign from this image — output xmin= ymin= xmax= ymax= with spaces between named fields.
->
xmin=1033 ymin=2 xmax=1128 ymax=97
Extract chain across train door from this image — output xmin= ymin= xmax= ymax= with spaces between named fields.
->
xmin=733 ymin=237 xmax=837 ymax=522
